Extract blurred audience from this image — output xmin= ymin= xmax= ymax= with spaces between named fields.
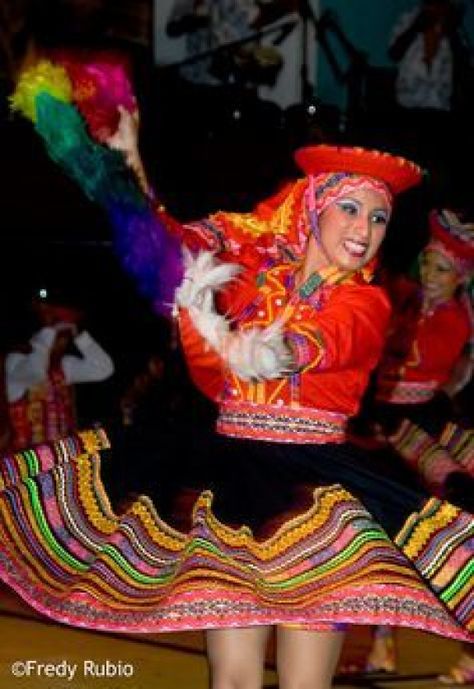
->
xmin=390 ymin=0 xmax=468 ymax=112
xmin=5 ymin=289 xmax=114 ymax=450
xmin=166 ymin=0 xmax=296 ymax=88
xmin=388 ymin=0 xmax=472 ymax=166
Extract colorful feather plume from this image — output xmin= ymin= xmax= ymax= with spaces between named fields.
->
xmin=10 ymin=56 xmax=182 ymax=316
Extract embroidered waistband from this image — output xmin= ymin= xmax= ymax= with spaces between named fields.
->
xmin=376 ymin=379 xmax=438 ymax=404
xmin=216 ymin=401 xmax=347 ymax=444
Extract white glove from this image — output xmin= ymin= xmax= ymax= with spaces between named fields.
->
xmin=223 ymin=322 xmax=294 ymax=381
xmin=175 ymin=250 xmax=240 ymax=350
xmin=175 ymin=249 xmax=240 ymax=310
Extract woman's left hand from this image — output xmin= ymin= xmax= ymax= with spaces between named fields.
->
xmin=223 ymin=324 xmax=295 ymax=381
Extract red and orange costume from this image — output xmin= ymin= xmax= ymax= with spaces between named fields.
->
xmin=0 ymin=126 xmax=473 ymax=641
xmin=170 ymin=176 xmax=391 ymax=444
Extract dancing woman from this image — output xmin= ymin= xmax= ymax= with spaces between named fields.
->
xmin=0 ymin=57 xmax=472 ymax=689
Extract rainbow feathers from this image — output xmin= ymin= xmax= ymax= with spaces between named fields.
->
xmin=10 ymin=54 xmax=182 ymax=316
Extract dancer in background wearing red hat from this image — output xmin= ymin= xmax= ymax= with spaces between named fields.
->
xmin=4 ymin=291 xmax=115 ymax=450
xmin=355 ymin=208 xmax=474 ymax=682
xmin=374 ymin=208 xmax=474 ymax=502
xmin=2 ymin=60 xmax=474 ymax=689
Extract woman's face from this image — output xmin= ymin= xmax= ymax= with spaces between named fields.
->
xmin=317 ymin=187 xmax=390 ymax=271
xmin=419 ymin=249 xmax=461 ymax=303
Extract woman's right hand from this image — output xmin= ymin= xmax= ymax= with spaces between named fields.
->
xmin=106 ymin=106 xmax=150 ymax=194
xmin=106 ymin=106 xmax=139 ymax=162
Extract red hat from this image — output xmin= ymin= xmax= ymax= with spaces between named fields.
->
xmin=429 ymin=210 xmax=474 ymax=265
xmin=294 ymin=145 xmax=423 ymax=195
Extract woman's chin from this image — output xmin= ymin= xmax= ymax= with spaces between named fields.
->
xmin=336 ymin=254 xmax=369 ymax=271
xmin=423 ymin=288 xmax=444 ymax=303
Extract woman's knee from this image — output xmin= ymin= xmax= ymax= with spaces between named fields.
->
xmin=209 ymin=666 xmax=262 ymax=689
xmin=276 ymin=628 xmax=345 ymax=689
xmin=206 ymin=627 xmax=270 ymax=689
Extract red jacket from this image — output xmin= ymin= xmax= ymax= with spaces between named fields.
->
xmin=376 ymin=277 xmax=470 ymax=404
xmin=178 ymin=255 xmax=390 ymax=444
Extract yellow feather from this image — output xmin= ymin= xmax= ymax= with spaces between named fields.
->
xmin=10 ymin=59 xmax=72 ymax=122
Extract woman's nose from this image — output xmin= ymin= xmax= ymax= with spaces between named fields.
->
xmin=353 ymin=216 xmax=371 ymax=239
xmin=423 ymin=265 xmax=434 ymax=281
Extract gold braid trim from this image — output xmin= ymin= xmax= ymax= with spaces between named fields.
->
xmin=78 ymin=428 xmax=110 ymax=454
xmin=190 ymin=486 xmax=368 ymax=560
xmin=395 ymin=499 xmax=460 ymax=559
xmin=130 ymin=497 xmax=187 ymax=552
xmin=74 ymin=456 xmax=185 ymax=551
xmin=76 ymin=455 xmax=116 ymax=535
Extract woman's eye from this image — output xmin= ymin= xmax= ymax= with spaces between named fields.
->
xmin=337 ymin=201 xmax=358 ymax=215
xmin=372 ymin=212 xmax=388 ymax=225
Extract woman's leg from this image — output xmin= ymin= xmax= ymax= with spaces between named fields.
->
xmin=439 ymin=643 xmax=474 ymax=685
xmin=276 ymin=628 xmax=345 ymax=689
xmin=365 ymin=625 xmax=397 ymax=672
xmin=206 ymin=626 xmax=271 ymax=689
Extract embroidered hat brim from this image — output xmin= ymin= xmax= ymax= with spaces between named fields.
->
xmin=294 ymin=145 xmax=423 ymax=195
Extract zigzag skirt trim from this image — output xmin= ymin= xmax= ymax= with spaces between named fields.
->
xmin=0 ymin=431 xmax=472 ymax=640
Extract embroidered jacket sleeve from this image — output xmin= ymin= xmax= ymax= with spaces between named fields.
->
xmin=284 ymin=285 xmax=391 ymax=374
xmin=5 ymin=327 xmax=56 ymax=403
xmin=61 ymin=332 xmax=115 ymax=384
xmin=152 ymin=180 xmax=304 ymax=262
xmin=154 ymin=205 xmax=280 ymax=260
xmin=178 ymin=309 xmax=224 ymax=402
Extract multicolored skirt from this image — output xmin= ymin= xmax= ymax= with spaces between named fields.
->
xmin=0 ymin=428 xmax=472 ymax=641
